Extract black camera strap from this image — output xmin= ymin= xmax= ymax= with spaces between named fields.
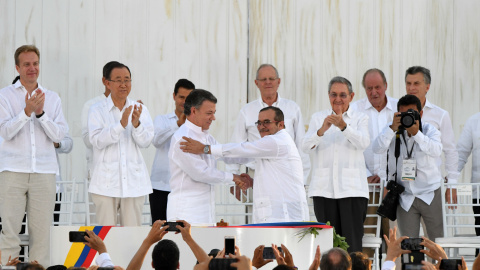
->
xmin=401 ymin=133 xmax=415 ymax=159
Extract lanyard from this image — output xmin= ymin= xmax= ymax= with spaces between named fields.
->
xmin=401 ymin=133 xmax=415 ymax=159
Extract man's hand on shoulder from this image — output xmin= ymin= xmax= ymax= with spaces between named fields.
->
xmin=180 ymin=136 xmax=205 ymax=154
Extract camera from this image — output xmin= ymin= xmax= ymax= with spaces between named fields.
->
xmin=69 ymin=231 xmax=88 ymax=242
xmin=401 ymin=238 xmax=423 ymax=251
xmin=400 ymin=109 xmax=420 ymax=128
xmin=162 ymin=221 xmax=185 ymax=232
xmin=439 ymin=259 xmax=462 ymax=270
xmin=263 ymin=246 xmax=283 ymax=259
xmin=377 ymin=181 xmax=405 ymax=221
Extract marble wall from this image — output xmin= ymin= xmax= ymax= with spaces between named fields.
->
xmin=0 ymin=0 xmax=479 ymax=189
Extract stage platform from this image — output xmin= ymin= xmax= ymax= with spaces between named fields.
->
xmin=51 ymin=223 xmax=333 ymax=270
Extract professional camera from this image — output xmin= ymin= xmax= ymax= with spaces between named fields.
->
xmin=377 ymin=180 xmax=405 ymax=221
xmin=400 ymin=109 xmax=420 ymax=128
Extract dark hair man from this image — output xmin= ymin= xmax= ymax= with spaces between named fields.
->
xmin=88 ymin=62 xmax=154 ymax=226
xmin=0 ymin=45 xmax=69 ymax=266
xmin=166 ymin=89 xmax=246 ymax=224
xmin=150 ymin=79 xmax=195 ymax=223
xmin=302 ymin=76 xmax=370 ymax=252
xmin=405 ymin=66 xmax=459 ymax=213
xmin=180 ymin=106 xmax=309 ymax=223
xmin=81 ymin=61 xmax=121 ymax=179
xmin=372 ymin=94 xmax=443 ymax=242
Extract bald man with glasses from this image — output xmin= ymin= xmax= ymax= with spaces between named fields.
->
xmin=228 ymin=64 xmax=310 ymax=192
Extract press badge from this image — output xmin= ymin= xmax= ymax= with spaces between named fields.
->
xmin=402 ymin=159 xmax=416 ymax=181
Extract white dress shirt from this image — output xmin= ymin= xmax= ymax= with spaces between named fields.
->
xmin=228 ymin=94 xmax=311 ymax=183
xmin=302 ymin=108 xmax=370 ymax=199
xmin=81 ymin=94 xmax=107 ymax=177
xmin=150 ymin=112 xmax=179 ymax=191
xmin=457 ymin=112 xmax=480 ymax=198
xmin=211 ymin=129 xmax=310 ymax=223
xmin=350 ymin=96 xmax=398 ymax=183
xmin=167 ymin=120 xmax=235 ymax=225
xmin=0 ymin=81 xmax=68 ymax=174
xmin=95 ymin=253 xmax=114 ymax=267
xmin=372 ymin=122 xmax=443 ymax=211
xmin=88 ymin=95 xmax=154 ymax=198
xmin=422 ymin=99 xmax=459 ymax=184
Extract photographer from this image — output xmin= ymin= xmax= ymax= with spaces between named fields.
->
xmin=372 ymin=95 xmax=443 ymax=242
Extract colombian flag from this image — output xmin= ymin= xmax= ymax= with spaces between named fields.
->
xmin=64 ymin=226 xmax=112 ymax=267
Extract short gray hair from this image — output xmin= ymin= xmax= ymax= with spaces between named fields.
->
xmin=362 ymin=68 xmax=387 ymax=88
xmin=405 ymin=66 xmax=431 ymax=85
xmin=328 ymin=76 xmax=353 ymax=94
xmin=256 ymin=64 xmax=279 ymax=79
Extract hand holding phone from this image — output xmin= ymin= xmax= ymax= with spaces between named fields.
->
xmin=162 ymin=221 xmax=185 ymax=232
xmin=69 ymin=231 xmax=88 ymax=242
xmin=225 ymin=236 xmax=235 ymax=255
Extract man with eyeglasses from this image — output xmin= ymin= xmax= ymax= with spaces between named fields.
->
xmin=87 ymin=62 xmax=154 ymax=226
xmin=180 ymin=106 xmax=309 ymax=223
xmin=81 ymin=61 xmax=120 ymax=180
xmin=302 ymin=76 xmax=370 ymax=252
xmin=228 ymin=64 xmax=310 ymax=192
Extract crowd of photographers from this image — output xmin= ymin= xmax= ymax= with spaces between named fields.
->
xmin=0 ymin=222 xmax=477 ymax=270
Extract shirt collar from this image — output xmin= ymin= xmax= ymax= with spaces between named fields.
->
xmin=330 ymin=106 xmax=354 ymax=118
xmin=14 ymin=80 xmax=46 ymax=95
xmin=106 ymin=95 xmax=132 ymax=112
xmin=363 ymin=95 xmax=396 ymax=112
xmin=258 ymin=93 xmax=282 ymax=107
xmin=424 ymin=99 xmax=433 ymax=109
xmin=184 ymin=119 xmax=208 ymax=135
xmin=169 ymin=111 xmax=179 ymax=120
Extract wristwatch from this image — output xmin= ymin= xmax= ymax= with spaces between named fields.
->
xmin=203 ymin=145 xmax=210 ymax=154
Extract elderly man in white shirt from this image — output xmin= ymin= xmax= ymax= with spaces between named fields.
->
xmin=0 ymin=45 xmax=68 ymax=266
xmin=228 ymin=64 xmax=310 ymax=184
xmin=167 ymin=89 xmax=246 ymax=225
xmin=405 ymin=66 xmax=459 ymax=205
xmin=372 ymin=94 xmax=443 ymax=242
xmin=457 ymin=112 xmax=480 ymax=250
xmin=180 ymin=106 xmax=309 ymax=223
xmin=350 ymin=68 xmax=398 ymax=255
xmin=302 ymin=76 xmax=370 ymax=253
xmin=88 ymin=62 xmax=154 ymax=226
xmin=150 ymin=79 xmax=195 ymax=223
xmin=81 ymin=61 xmax=119 ymax=179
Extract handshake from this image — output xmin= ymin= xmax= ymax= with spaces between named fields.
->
xmin=233 ymin=173 xmax=253 ymax=191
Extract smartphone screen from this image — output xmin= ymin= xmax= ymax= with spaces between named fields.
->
xmin=69 ymin=231 xmax=88 ymax=242
xmin=263 ymin=246 xmax=283 ymax=259
xmin=163 ymin=221 xmax=184 ymax=232
xmin=225 ymin=236 xmax=235 ymax=255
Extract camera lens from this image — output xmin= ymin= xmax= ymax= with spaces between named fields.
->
xmin=401 ymin=114 xmax=415 ymax=128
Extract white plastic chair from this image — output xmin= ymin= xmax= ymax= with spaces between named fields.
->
xmin=435 ymin=182 xmax=480 ymax=261
xmin=362 ymin=183 xmax=384 ymax=270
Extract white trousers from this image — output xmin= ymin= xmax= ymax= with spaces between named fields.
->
xmin=0 ymin=171 xmax=56 ymax=266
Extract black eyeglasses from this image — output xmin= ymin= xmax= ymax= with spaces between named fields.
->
xmin=255 ymin=120 xmax=280 ymax=127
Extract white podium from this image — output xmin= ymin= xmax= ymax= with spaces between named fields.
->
xmin=51 ymin=225 xmax=332 ymax=270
